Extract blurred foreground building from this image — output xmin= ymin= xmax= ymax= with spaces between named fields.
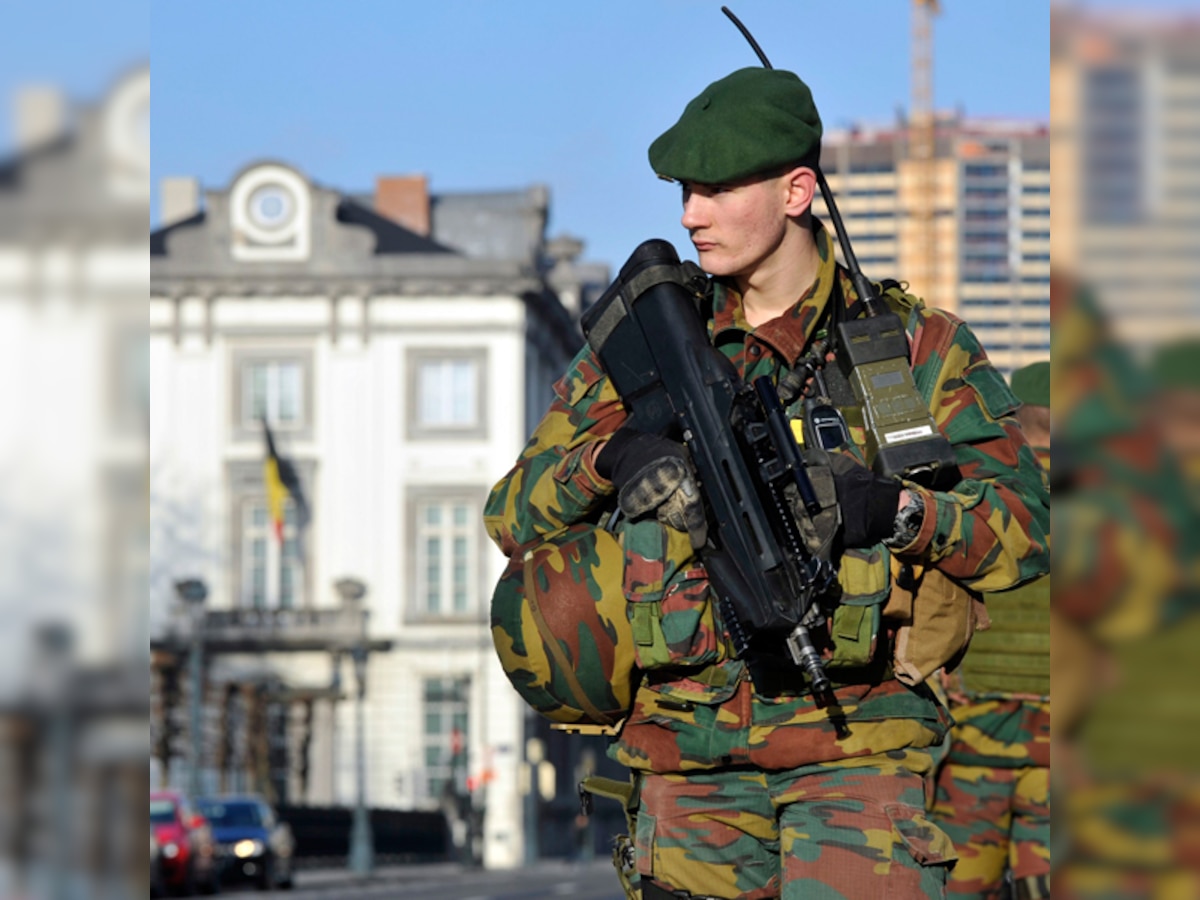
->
xmin=1052 ymin=5 xmax=1200 ymax=351
xmin=149 ymin=162 xmax=607 ymax=868
xmin=0 ymin=65 xmax=150 ymax=897
xmin=813 ymin=114 xmax=1051 ymax=375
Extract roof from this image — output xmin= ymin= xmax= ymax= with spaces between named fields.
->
xmin=334 ymin=198 xmax=457 ymax=255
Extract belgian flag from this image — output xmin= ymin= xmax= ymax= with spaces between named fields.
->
xmin=262 ymin=416 xmax=309 ymax=545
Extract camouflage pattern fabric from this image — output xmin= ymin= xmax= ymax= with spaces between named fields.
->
xmin=930 ymin=443 xmax=1051 ymax=898
xmin=932 ymin=753 xmax=1050 ymax=898
xmin=1057 ymin=774 xmax=1200 ymax=899
xmin=485 ymin=219 xmax=1050 ymax=896
xmin=485 ymin=221 xmax=1051 ymax=601
xmin=1048 ymin=274 xmax=1200 ymax=897
xmin=490 ymin=523 xmax=640 ymax=725
xmin=635 ymin=749 xmax=955 ymax=899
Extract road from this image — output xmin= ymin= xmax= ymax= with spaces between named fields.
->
xmin=219 ymin=859 xmax=628 ymax=900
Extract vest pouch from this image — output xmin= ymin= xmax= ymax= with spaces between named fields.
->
xmin=827 ymin=601 xmax=882 ymax=669
xmin=888 ymin=559 xmax=989 ymax=687
xmin=825 ymin=545 xmax=890 ymax=669
xmin=621 ymin=518 xmax=724 ymax=671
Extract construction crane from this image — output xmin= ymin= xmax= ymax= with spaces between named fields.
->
xmin=910 ymin=0 xmax=940 ymax=304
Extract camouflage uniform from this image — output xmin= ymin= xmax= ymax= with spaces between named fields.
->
xmin=932 ymin=439 xmax=1051 ymax=900
xmin=486 ymin=221 xmax=1051 ymax=898
xmin=1050 ymin=280 xmax=1200 ymax=899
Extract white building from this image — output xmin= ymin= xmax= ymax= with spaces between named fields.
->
xmin=0 ymin=65 xmax=150 ymax=895
xmin=149 ymin=161 xmax=606 ymax=869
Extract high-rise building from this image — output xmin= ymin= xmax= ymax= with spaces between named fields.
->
xmin=813 ymin=116 xmax=1051 ymax=375
xmin=1052 ymin=5 xmax=1200 ymax=351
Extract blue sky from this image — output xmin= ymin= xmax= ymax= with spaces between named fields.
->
xmin=0 ymin=1 xmax=1055 ymax=272
xmin=141 ymin=0 xmax=1053 ymax=272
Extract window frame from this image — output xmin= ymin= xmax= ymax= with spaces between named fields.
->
xmin=418 ymin=675 xmax=471 ymax=806
xmin=230 ymin=346 xmax=314 ymax=443
xmin=405 ymin=347 xmax=489 ymax=441
xmin=404 ymin=486 xmax=489 ymax=624
xmin=227 ymin=460 xmax=314 ymax=610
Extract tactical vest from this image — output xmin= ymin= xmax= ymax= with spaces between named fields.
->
xmin=958 ymin=575 xmax=1050 ymax=696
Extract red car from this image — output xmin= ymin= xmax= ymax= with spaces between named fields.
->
xmin=150 ymin=791 xmax=221 ymax=895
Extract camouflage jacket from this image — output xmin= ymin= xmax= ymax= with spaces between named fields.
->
xmin=485 ymin=222 xmax=1051 ymax=772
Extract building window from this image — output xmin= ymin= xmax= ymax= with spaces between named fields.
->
xmin=240 ymin=498 xmax=305 ymax=609
xmin=422 ymin=677 xmax=469 ymax=803
xmin=962 ymin=298 xmax=1013 ymax=307
xmin=418 ymin=359 xmax=476 ymax=428
xmin=964 ymin=186 xmax=1009 ymax=199
xmin=227 ymin=460 xmax=313 ymax=610
xmin=231 ymin=348 xmax=314 ymax=441
xmin=850 ymin=162 xmax=895 ymax=174
xmin=409 ymin=493 xmax=483 ymax=620
xmin=964 ymin=164 xmax=1007 ymax=178
xmin=406 ymin=348 xmax=488 ymax=440
xmin=963 ymin=273 xmax=1013 ymax=284
xmin=244 ymin=360 xmax=304 ymax=428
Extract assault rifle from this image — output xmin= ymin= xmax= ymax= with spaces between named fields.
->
xmin=581 ymin=239 xmax=837 ymax=700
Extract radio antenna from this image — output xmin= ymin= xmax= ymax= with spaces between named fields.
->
xmin=720 ymin=6 xmax=772 ymax=68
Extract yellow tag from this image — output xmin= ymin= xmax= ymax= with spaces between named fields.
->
xmin=790 ymin=419 xmax=805 ymax=447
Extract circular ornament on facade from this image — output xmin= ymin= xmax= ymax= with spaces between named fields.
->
xmin=229 ymin=163 xmax=312 ymax=259
xmin=248 ymin=184 xmax=296 ymax=231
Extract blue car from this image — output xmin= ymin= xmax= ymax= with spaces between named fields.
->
xmin=195 ymin=795 xmax=295 ymax=891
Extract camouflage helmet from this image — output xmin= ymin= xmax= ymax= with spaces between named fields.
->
xmin=491 ymin=524 xmax=638 ymax=726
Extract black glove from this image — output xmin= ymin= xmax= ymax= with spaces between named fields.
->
xmin=827 ymin=452 xmax=903 ymax=549
xmin=596 ymin=429 xmax=708 ymax=549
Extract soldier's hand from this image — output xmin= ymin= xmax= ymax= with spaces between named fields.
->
xmin=596 ymin=429 xmax=708 ymax=548
xmin=827 ymin=451 xmax=902 ymax=548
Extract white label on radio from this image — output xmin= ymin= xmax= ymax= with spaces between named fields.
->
xmin=885 ymin=425 xmax=935 ymax=444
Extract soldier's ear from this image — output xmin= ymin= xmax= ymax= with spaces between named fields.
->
xmin=782 ymin=166 xmax=817 ymax=218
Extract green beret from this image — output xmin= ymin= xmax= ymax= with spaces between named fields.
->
xmin=1151 ymin=339 xmax=1200 ymax=390
xmin=1010 ymin=361 xmax=1050 ymax=408
xmin=649 ymin=67 xmax=822 ymax=184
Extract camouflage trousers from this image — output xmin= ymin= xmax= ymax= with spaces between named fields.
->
xmin=931 ymin=763 xmax=1050 ymax=899
xmin=1056 ymin=774 xmax=1200 ymax=900
xmin=633 ymin=749 xmax=956 ymax=899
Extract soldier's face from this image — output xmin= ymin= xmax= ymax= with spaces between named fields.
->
xmin=680 ymin=173 xmax=789 ymax=279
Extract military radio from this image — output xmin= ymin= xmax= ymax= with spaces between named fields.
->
xmin=722 ymin=7 xmax=958 ymax=489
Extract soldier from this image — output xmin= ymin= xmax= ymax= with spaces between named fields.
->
xmin=486 ymin=67 xmax=1050 ymax=899
xmin=1048 ymin=277 xmax=1200 ymax=897
xmin=932 ymin=360 xmax=1052 ymax=900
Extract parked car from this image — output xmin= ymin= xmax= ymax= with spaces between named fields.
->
xmin=150 ymin=790 xmax=221 ymax=895
xmin=196 ymin=794 xmax=295 ymax=891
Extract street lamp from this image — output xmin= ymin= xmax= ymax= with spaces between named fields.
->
xmin=37 ymin=624 xmax=73 ymax=900
xmin=335 ymin=576 xmax=373 ymax=877
xmin=175 ymin=578 xmax=208 ymax=799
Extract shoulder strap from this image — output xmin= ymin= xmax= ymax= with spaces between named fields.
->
xmin=875 ymin=279 xmax=925 ymax=319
